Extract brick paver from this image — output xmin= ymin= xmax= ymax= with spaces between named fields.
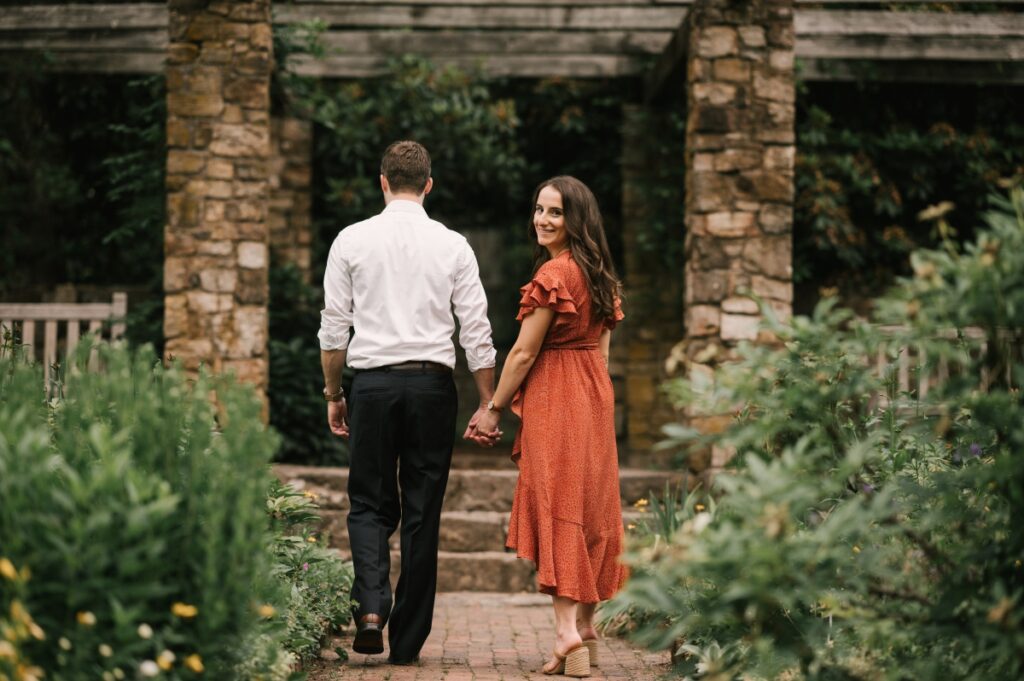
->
xmin=305 ymin=592 xmax=670 ymax=680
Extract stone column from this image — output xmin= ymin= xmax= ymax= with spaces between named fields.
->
xmin=270 ymin=116 xmax=314 ymax=280
xmin=164 ymin=0 xmax=273 ymax=397
xmin=683 ymin=0 xmax=795 ymax=469
xmin=618 ymin=105 xmax=686 ymax=467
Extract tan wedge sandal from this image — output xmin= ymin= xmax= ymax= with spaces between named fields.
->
xmin=542 ymin=644 xmax=591 ymax=678
xmin=582 ymin=638 xmax=599 ymax=667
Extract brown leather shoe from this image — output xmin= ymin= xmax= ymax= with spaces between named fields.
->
xmin=353 ymin=614 xmax=384 ymax=655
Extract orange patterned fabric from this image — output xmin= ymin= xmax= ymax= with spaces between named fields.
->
xmin=506 ymin=251 xmax=627 ymax=603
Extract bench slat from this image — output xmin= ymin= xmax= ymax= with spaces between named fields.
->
xmin=23 ymin=320 xmax=35 ymax=356
xmin=0 ymin=302 xmax=115 ymax=321
xmin=67 ymin=319 xmax=80 ymax=357
xmin=44 ymin=319 xmax=58 ymax=386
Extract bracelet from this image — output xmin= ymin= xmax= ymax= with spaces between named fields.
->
xmin=323 ymin=386 xmax=345 ymax=402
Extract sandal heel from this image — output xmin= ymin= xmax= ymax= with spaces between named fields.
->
xmin=563 ymin=646 xmax=591 ymax=678
xmin=583 ymin=639 xmax=599 ymax=667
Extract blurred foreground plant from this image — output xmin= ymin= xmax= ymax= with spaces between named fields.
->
xmin=608 ymin=185 xmax=1024 ymax=680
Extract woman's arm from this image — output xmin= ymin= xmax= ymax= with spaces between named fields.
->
xmin=599 ymin=328 xmax=611 ymax=368
xmin=473 ymin=307 xmax=555 ymax=435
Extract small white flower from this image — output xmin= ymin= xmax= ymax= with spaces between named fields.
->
xmin=140 ymin=660 xmax=160 ymax=677
xmin=137 ymin=623 xmax=154 ymax=639
xmin=113 ymin=670 xmax=125 ymax=680
xmin=58 ymin=637 xmax=72 ymax=651
xmin=99 ymin=643 xmax=113 ymax=657
xmin=692 ymin=512 xmax=713 ymax=534
xmin=103 ymin=672 xmax=115 ymax=681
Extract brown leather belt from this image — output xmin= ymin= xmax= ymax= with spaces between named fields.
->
xmin=358 ymin=361 xmax=452 ymax=374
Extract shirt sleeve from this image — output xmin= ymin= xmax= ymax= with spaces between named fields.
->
xmin=318 ymin=236 xmax=354 ymax=351
xmin=452 ymin=240 xmax=497 ymax=372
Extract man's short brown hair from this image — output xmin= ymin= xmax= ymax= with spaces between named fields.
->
xmin=380 ymin=141 xmax=431 ymax=195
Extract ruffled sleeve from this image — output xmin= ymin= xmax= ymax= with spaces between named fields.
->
xmin=603 ymin=296 xmax=625 ymax=330
xmin=516 ymin=266 xmax=578 ymax=321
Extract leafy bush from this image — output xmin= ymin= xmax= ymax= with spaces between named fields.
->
xmin=608 ymin=185 xmax=1024 ymax=680
xmin=267 ymin=480 xmax=355 ymax=661
xmin=0 ymin=342 xmax=294 ymax=679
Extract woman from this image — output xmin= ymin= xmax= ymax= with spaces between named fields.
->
xmin=471 ymin=176 xmax=626 ymax=678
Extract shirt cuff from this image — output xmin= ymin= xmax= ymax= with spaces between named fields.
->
xmin=466 ymin=346 xmax=497 ymax=373
xmin=318 ymin=328 xmax=350 ymax=351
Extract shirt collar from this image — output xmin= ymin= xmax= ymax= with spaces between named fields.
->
xmin=382 ymin=199 xmax=427 ymax=216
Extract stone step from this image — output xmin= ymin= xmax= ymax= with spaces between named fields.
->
xmin=275 ymin=464 xmax=687 ymax=514
xmin=335 ymin=549 xmax=536 ymax=593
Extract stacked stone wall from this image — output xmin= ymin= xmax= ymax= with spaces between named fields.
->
xmin=682 ymin=0 xmax=795 ymax=461
xmin=164 ymin=0 xmax=273 ymax=396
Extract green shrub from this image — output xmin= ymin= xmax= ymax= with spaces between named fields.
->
xmin=608 ymin=185 xmax=1024 ymax=680
xmin=0 ymin=342 xmax=294 ymax=679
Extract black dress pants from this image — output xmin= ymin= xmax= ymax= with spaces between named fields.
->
xmin=346 ymin=367 xmax=457 ymax=661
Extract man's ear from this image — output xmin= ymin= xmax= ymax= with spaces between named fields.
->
xmin=380 ymin=174 xmax=389 ymax=194
xmin=422 ymin=177 xmax=434 ymax=197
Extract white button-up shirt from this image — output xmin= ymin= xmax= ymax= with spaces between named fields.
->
xmin=318 ymin=200 xmax=497 ymax=372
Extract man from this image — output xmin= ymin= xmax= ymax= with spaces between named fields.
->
xmin=318 ymin=140 xmax=498 ymax=665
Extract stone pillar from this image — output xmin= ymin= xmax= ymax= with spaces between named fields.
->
xmin=682 ymin=0 xmax=795 ymax=470
xmin=618 ymin=105 xmax=686 ymax=467
xmin=269 ymin=116 xmax=314 ymax=280
xmin=164 ymin=0 xmax=273 ymax=397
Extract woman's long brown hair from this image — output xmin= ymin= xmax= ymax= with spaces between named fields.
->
xmin=528 ymin=176 xmax=622 ymax=322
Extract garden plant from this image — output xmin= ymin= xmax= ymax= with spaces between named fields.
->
xmin=607 ymin=183 xmax=1024 ymax=680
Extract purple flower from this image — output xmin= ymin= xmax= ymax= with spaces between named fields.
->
xmin=969 ymin=443 xmax=983 ymax=458
xmin=302 ymin=562 xmax=309 ymax=572
xmin=861 ymin=483 xmax=874 ymax=494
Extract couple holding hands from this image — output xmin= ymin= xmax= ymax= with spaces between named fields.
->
xmin=319 ymin=141 xmax=625 ymax=677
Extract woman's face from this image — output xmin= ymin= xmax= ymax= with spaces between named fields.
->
xmin=534 ymin=185 xmax=568 ymax=255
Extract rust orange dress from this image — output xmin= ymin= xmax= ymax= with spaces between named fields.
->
xmin=505 ymin=250 xmax=627 ymax=603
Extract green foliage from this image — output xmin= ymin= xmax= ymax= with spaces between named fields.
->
xmin=0 ymin=69 xmax=166 ymax=349
xmin=267 ymin=480 xmax=355 ymax=661
xmin=794 ymin=83 xmax=1024 ymax=309
xmin=610 ymin=186 xmax=1024 ymax=680
xmin=268 ymin=265 xmax=349 ymax=465
xmin=0 ymin=342 xmax=293 ymax=679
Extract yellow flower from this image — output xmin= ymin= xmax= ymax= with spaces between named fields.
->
xmin=257 ymin=604 xmax=276 ymax=618
xmin=0 ymin=640 xmax=15 ymax=659
xmin=58 ymin=637 xmax=72 ymax=651
xmin=633 ymin=498 xmax=649 ymax=509
xmin=0 ymin=558 xmax=17 ymax=581
xmin=694 ymin=504 xmax=706 ymax=513
xmin=171 ymin=602 xmax=198 ymax=619
xmin=184 ymin=653 xmax=205 ymax=673
xmin=157 ymin=649 xmax=176 ymax=670
xmin=306 ymin=536 xmax=317 ymax=543
xmin=28 ymin=621 xmax=45 ymax=641
xmin=852 ymin=545 xmax=861 ymax=554
xmin=137 ymin=623 xmax=153 ymax=639
xmin=76 ymin=611 xmax=97 ymax=627
xmin=626 ymin=523 xmax=637 ymax=531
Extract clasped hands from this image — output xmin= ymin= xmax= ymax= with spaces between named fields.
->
xmin=463 ymin=405 xmax=502 ymax=447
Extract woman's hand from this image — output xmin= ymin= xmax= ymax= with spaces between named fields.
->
xmin=464 ymin=406 xmax=502 ymax=447
xmin=472 ymin=409 xmax=503 ymax=446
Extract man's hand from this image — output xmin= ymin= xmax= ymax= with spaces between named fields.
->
xmin=463 ymin=406 xmax=501 ymax=447
xmin=328 ymin=399 xmax=349 ymax=439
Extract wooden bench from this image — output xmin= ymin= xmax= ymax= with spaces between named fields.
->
xmin=0 ymin=292 xmax=128 ymax=384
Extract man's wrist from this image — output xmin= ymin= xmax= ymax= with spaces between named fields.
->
xmin=323 ymin=386 xmax=345 ymax=402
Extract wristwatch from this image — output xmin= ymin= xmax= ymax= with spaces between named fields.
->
xmin=323 ymin=386 xmax=345 ymax=402
xmin=486 ymin=399 xmax=503 ymax=413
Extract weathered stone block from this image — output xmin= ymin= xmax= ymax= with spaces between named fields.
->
xmin=186 ymin=290 xmax=229 ymax=314
xmin=167 ymin=43 xmax=199 ymax=65
xmin=759 ymin=204 xmax=792 ymax=234
xmin=697 ymin=26 xmax=738 ymax=58
xmin=739 ymin=172 xmax=793 ymax=203
xmin=223 ymin=359 xmax=266 ymax=387
xmin=721 ymin=313 xmax=760 ymax=341
xmin=164 ymin=257 xmax=191 ymax=292
xmin=713 ymin=58 xmax=751 ymax=82
xmin=167 ymin=193 xmax=201 ymax=227
xmin=750 ymin=275 xmax=793 ymax=302
xmin=167 ymin=93 xmax=225 ymax=118
xmin=197 ymin=240 xmax=233 ymax=257
xmin=691 ymin=172 xmax=732 ymax=212
xmin=166 ymin=119 xmax=190 ymax=148
xmin=707 ymin=211 xmax=756 ymax=238
xmin=164 ymin=294 xmax=189 ymax=338
xmin=753 ymin=73 xmax=792 ymax=103
xmin=715 ymin=148 xmax=761 ymax=172
xmin=233 ymin=181 xmax=267 ymax=198
xmin=693 ymin=82 xmax=737 ymax=106
xmin=187 ymin=179 xmax=233 ymax=199
xmin=237 ymin=241 xmax=268 ymax=269
xmin=223 ymin=104 xmax=244 ymax=124
xmin=764 ymin=145 xmax=795 ymax=170
xmin=227 ymin=200 xmax=266 ymax=222
xmin=210 ymin=124 xmax=269 ymax=158
xmin=686 ymin=269 xmax=728 ymax=304
xmin=200 ymin=44 xmax=233 ymax=64
xmin=742 ymin=236 xmax=792 ymax=279
xmin=236 ymin=269 xmax=267 ymax=305
xmin=199 ymin=268 xmax=238 ymax=293
xmin=223 ymin=77 xmax=268 ymax=109
xmin=769 ymin=49 xmax=795 ymax=71
xmin=185 ymin=15 xmax=221 ymax=41
xmin=688 ymin=235 xmax=731 ymax=270
xmin=767 ymin=23 xmax=795 ymax=49
xmin=207 ymin=159 xmax=234 ymax=180
xmin=686 ymin=305 xmax=720 ymax=337
xmin=739 ymin=26 xmax=766 ymax=48
xmin=167 ymin=150 xmax=205 ymax=175
xmin=693 ymin=153 xmax=715 ymax=172
xmin=722 ymin=296 xmax=759 ymax=314
xmin=691 ymin=134 xmax=726 ymax=151
xmin=691 ymin=105 xmax=734 ymax=134
xmin=228 ymin=306 xmax=267 ymax=359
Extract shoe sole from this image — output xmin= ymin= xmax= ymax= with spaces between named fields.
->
xmin=353 ymin=628 xmax=384 ymax=655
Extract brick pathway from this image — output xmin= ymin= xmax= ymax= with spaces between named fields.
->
xmin=305 ymin=592 xmax=670 ymax=680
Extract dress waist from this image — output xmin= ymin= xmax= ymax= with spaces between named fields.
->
xmin=542 ymin=342 xmax=599 ymax=351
